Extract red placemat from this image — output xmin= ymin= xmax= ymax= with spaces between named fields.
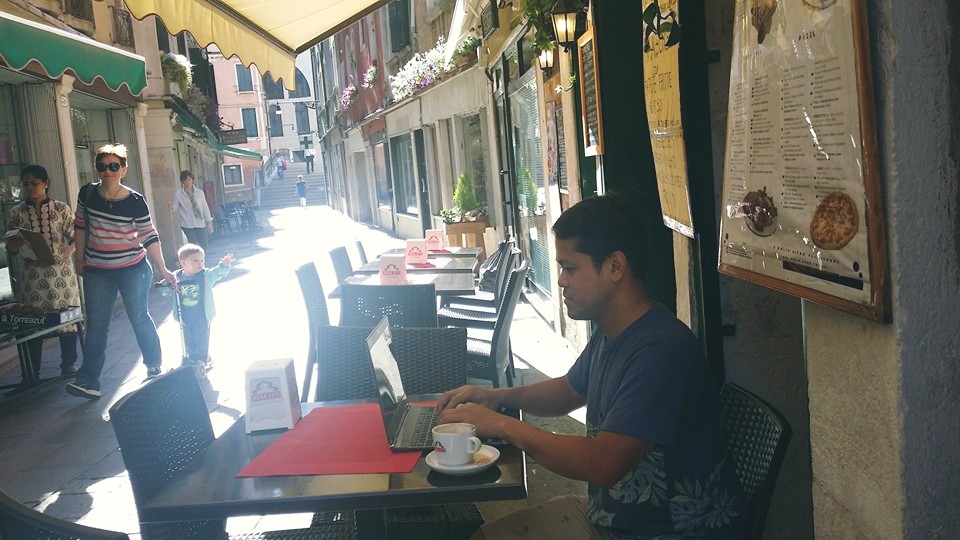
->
xmin=236 ymin=404 xmax=421 ymax=477
xmin=408 ymin=262 xmax=436 ymax=269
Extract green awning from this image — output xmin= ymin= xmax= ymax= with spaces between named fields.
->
xmin=212 ymin=141 xmax=263 ymax=162
xmin=0 ymin=11 xmax=147 ymax=95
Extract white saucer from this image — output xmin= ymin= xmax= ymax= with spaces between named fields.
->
xmin=425 ymin=445 xmax=500 ymax=476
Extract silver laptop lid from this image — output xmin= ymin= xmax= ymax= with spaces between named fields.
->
xmin=366 ymin=316 xmax=407 ymax=441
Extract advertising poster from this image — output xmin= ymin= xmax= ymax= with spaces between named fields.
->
xmin=718 ymin=0 xmax=887 ymax=321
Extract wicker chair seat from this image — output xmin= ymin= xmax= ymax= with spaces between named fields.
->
xmin=0 ymin=486 xmax=130 ymax=539
xmin=437 ymin=305 xmax=496 ymax=330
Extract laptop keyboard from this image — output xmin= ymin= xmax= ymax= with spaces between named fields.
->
xmin=408 ymin=406 xmax=439 ymax=447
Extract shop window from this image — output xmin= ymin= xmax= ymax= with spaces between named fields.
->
xmin=236 ymin=64 xmax=254 ymax=92
xmin=374 ymin=142 xmax=392 ymax=207
xmin=390 ymin=134 xmax=418 ymax=215
xmin=241 ymin=108 xmax=259 ymax=137
xmin=223 ymin=164 xmax=243 ymax=186
xmin=459 ymin=112 xmax=489 ymax=209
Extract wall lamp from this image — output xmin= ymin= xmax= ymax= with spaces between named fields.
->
xmin=551 ymin=1 xmax=586 ymax=51
xmin=537 ymin=48 xmax=555 ymax=77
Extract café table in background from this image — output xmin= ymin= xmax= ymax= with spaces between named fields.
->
xmin=380 ymin=247 xmax=482 ymax=259
xmin=353 ymin=257 xmax=478 ymax=275
xmin=329 ymin=273 xmax=476 ymax=298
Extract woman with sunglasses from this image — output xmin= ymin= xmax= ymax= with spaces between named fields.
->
xmin=4 ymin=164 xmax=82 ymax=379
xmin=65 ymin=144 xmax=176 ymax=400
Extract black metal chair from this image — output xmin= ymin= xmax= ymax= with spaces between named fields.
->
xmin=109 ymin=367 xmax=356 ymax=540
xmin=329 ymin=246 xmax=355 ymax=284
xmin=436 ymin=249 xmax=520 ymax=327
xmin=0 ymin=487 xmax=130 ymax=540
xmin=441 ymin=241 xmax=516 ymax=311
xmin=354 ymin=240 xmax=368 ymax=265
xmin=311 ymin=326 xmax=482 ymax=539
xmin=314 ymin=326 xmax=468 ymax=402
xmin=339 ymin=283 xmax=438 ymax=328
xmin=296 ymin=261 xmax=332 ymax=402
xmin=462 ymin=262 xmax=528 ymax=388
xmin=719 ymin=383 xmax=793 ymax=540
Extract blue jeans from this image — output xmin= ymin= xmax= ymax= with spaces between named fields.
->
xmin=75 ymin=260 xmax=162 ymax=390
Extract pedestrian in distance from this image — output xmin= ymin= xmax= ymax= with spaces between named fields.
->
xmin=158 ymin=244 xmax=233 ymax=375
xmin=169 ymin=170 xmax=213 ymax=249
xmin=437 ymin=193 xmax=748 ymax=539
xmin=66 ymin=144 xmax=176 ymax=400
xmin=296 ymin=175 xmax=308 ymax=209
xmin=5 ymin=164 xmax=81 ymax=378
xmin=276 ymin=153 xmax=286 ymax=181
xmin=304 ymin=149 xmax=315 ymax=173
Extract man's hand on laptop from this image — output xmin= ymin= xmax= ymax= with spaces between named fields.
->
xmin=438 ymin=385 xmax=501 ymax=412
xmin=438 ymin=401 xmax=510 ymax=439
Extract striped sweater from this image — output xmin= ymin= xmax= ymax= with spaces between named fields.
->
xmin=74 ymin=183 xmax=159 ymax=269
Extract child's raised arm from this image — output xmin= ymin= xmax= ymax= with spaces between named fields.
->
xmin=219 ymin=253 xmax=235 ymax=266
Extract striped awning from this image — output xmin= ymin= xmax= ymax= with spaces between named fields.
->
xmin=0 ymin=11 xmax=147 ymax=95
xmin=123 ymin=0 xmax=392 ymax=90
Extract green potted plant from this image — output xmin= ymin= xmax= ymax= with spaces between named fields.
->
xmin=439 ymin=172 xmax=487 ymax=244
xmin=452 ymin=172 xmax=481 ymax=219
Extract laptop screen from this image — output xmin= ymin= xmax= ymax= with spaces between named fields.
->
xmin=366 ymin=316 xmax=406 ymax=438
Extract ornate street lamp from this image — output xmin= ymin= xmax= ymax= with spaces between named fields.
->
xmin=537 ymin=48 xmax=555 ymax=76
xmin=551 ymin=1 xmax=584 ymax=51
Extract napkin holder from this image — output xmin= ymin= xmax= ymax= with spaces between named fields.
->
xmin=425 ymin=229 xmax=444 ymax=250
xmin=379 ymin=254 xmax=406 ymax=284
xmin=245 ymin=358 xmax=301 ymax=433
xmin=405 ymin=239 xmax=429 ymax=264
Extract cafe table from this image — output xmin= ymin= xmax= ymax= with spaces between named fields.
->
xmin=137 ymin=397 xmax=527 ymax=524
xmin=328 ymin=272 xmax=476 ymax=298
xmin=380 ymin=246 xmax=482 ymax=259
xmin=0 ymin=315 xmax=85 ymax=400
xmin=353 ymin=256 xmax=478 ymax=275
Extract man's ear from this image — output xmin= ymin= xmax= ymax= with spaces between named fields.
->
xmin=606 ymin=251 xmax=628 ymax=281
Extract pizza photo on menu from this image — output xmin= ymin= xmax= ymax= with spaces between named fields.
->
xmin=740 ymin=187 xmax=779 ymax=237
xmin=810 ymin=192 xmax=859 ymax=250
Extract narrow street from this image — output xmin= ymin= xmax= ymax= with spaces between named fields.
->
xmin=0 ymin=194 xmax=582 ymax=538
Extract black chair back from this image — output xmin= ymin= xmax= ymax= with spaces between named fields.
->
xmin=339 ymin=283 xmax=438 ymax=328
xmin=329 ymin=246 xmax=355 ymax=284
xmin=0 ymin=487 xmax=130 ymax=540
xmin=295 ymin=262 xmax=331 ymax=401
xmin=719 ymin=383 xmax=792 ymax=540
xmin=480 ymin=261 xmax=528 ymax=388
xmin=315 ymin=326 xmax=468 ymax=402
xmin=108 ymin=368 xmax=225 ymax=540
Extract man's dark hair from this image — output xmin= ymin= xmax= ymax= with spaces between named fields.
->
xmin=20 ymin=164 xmax=50 ymax=181
xmin=180 ymin=170 xmax=193 ymax=183
xmin=552 ymin=192 xmax=649 ymax=280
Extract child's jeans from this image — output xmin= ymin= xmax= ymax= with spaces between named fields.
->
xmin=182 ymin=321 xmax=210 ymax=365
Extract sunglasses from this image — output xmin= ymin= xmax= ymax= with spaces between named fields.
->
xmin=96 ymin=162 xmax=123 ymax=173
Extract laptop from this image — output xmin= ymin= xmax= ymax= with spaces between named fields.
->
xmin=366 ymin=316 xmax=439 ymax=451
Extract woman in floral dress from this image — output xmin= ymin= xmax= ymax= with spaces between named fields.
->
xmin=5 ymin=164 xmax=81 ymax=378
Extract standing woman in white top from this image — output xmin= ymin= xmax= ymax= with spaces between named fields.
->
xmin=169 ymin=170 xmax=213 ymax=249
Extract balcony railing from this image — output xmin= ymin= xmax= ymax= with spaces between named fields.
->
xmin=111 ymin=7 xmax=135 ymax=49
xmin=62 ymin=0 xmax=94 ymax=23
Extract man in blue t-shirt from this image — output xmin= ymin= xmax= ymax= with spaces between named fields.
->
xmin=438 ymin=193 xmax=745 ymax=539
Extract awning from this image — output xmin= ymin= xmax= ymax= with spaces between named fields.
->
xmin=123 ymin=0 xmax=392 ymax=90
xmin=0 ymin=11 xmax=147 ymax=95
xmin=213 ymin=141 xmax=263 ymax=162
xmin=444 ymin=0 xmax=482 ymax=65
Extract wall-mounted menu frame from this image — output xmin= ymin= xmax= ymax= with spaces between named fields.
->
xmin=718 ymin=0 xmax=888 ymax=322
xmin=577 ymin=28 xmax=603 ymax=156
xmin=480 ymin=0 xmax=499 ymax=40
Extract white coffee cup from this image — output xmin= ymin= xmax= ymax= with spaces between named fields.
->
xmin=432 ymin=422 xmax=482 ymax=466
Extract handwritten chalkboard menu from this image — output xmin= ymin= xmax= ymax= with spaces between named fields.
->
xmin=577 ymin=28 xmax=603 ymax=156
xmin=718 ymin=0 xmax=887 ymax=321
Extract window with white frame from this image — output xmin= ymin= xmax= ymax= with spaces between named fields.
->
xmin=236 ymin=64 xmax=254 ymax=92
xmin=223 ymin=164 xmax=243 ymax=186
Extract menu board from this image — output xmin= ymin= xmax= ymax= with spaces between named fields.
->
xmin=577 ymin=28 xmax=603 ymax=156
xmin=718 ymin=0 xmax=887 ymax=321
xmin=642 ymin=0 xmax=694 ymax=238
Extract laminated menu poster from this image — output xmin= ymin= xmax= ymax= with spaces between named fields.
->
xmin=718 ymin=0 xmax=887 ymax=321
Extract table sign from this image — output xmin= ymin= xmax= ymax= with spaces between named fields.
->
xmin=718 ymin=0 xmax=887 ymax=321
xmin=245 ymin=358 xmax=301 ymax=433
xmin=425 ymin=229 xmax=444 ymax=251
xmin=405 ymin=239 xmax=428 ymax=264
xmin=379 ymin=254 xmax=406 ymax=284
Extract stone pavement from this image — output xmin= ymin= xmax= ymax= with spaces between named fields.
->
xmin=0 ymin=204 xmax=584 ymax=538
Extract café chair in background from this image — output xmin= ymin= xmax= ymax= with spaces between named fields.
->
xmin=435 ymin=248 xmax=520 ymax=328
xmin=339 ymin=283 xmax=438 ymax=328
xmin=109 ymin=367 xmax=357 ymax=540
xmin=313 ymin=325 xmax=468 ymax=402
xmin=719 ymin=383 xmax=793 ymax=540
xmin=329 ymin=246 xmax=355 ymax=284
xmin=355 ymin=240 xmax=369 ymax=265
xmin=295 ymin=261 xmax=332 ymax=402
xmin=461 ymin=262 xmax=528 ymax=388
xmin=441 ymin=240 xmax=517 ymax=311
xmin=0 ymin=487 xmax=130 ymax=540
